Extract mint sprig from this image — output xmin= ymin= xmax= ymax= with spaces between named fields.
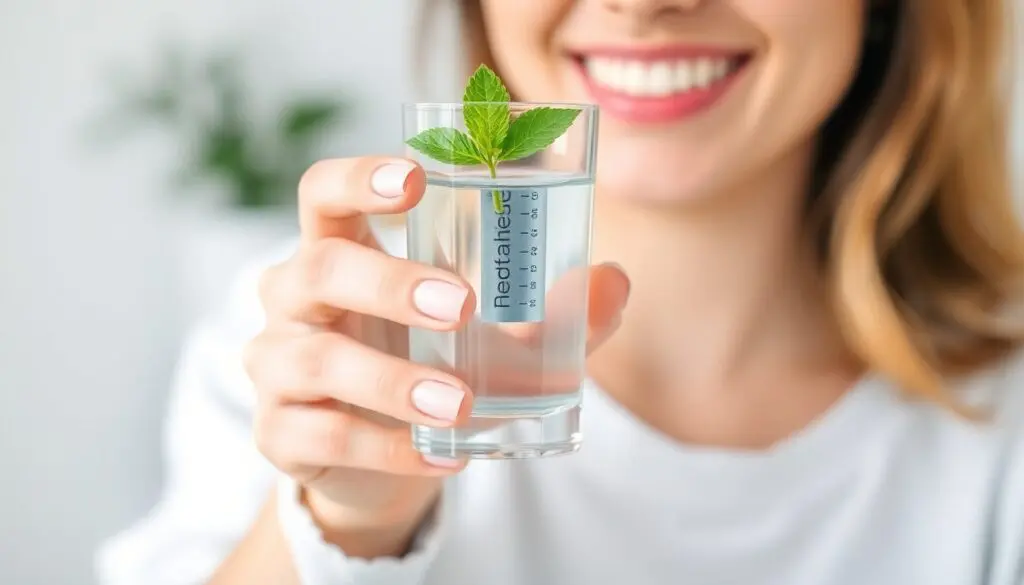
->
xmin=405 ymin=127 xmax=483 ymax=166
xmin=406 ymin=64 xmax=582 ymax=213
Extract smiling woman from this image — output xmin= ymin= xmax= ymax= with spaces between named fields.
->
xmin=96 ymin=1 xmax=1024 ymax=585
xmin=464 ymin=0 xmax=1024 ymax=410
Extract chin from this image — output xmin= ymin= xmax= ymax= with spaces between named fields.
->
xmin=593 ymin=137 xmax=728 ymax=207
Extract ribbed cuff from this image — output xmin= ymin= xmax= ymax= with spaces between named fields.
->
xmin=275 ymin=475 xmax=444 ymax=585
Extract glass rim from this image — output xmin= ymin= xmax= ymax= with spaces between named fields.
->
xmin=403 ymin=101 xmax=596 ymax=111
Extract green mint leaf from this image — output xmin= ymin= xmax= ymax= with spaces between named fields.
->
xmin=406 ymin=65 xmax=584 ymax=214
xmin=499 ymin=107 xmax=581 ymax=162
xmin=405 ymin=127 xmax=485 ymax=166
xmin=462 ymin=65 xmax=511 ymax=157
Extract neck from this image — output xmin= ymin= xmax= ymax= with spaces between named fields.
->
xmin=589 ymin=147 xmax=856 ymax=395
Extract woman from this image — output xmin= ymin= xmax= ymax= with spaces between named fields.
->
xmin=98 ymin=0 xmax=1024 ymax=584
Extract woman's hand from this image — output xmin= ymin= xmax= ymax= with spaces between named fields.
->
xmin=242 ymin=157 xmax=629 ymax=557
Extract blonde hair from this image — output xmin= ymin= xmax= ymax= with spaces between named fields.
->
xmin=423 ymin=0 xmax=1024 ymax=411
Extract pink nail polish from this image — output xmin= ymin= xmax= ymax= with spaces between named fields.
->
xmin=422 ymin=454 xmax=464 ymax=468
xmin=413 ymin=280 xmax=468 ymax=323
xmin=411 ymin=380 xmax=466 ymax=422
xmin=370 ymin=161 xmax=415 ymax=198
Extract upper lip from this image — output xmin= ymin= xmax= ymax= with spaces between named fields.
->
xmin=569 ymin=44 xmax=751 ymax=61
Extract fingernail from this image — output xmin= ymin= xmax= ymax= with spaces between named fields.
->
xmin=423 ymin=454 xmax=464 ymax=468
xmin=413 ymin=280 xmax=468 ymax=322
xmin=411 ymin=380 xmax=466 ymax=422
xmin=604 ymin=262 xmax=631 ymax=301
xmin=371 ymin=161 xmax=416 ymax=198
xmin=609 ymin=310 xmax=623 ymax=331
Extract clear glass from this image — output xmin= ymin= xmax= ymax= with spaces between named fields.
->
xmin=403 ymin=102 xmax=598 ymax=459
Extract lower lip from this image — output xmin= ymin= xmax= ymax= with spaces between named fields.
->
xmin=574 ymin=59 xmax=748 ymax=124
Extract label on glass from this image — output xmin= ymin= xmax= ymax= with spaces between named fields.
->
xmin=480 ymin=187 xmax=547 ymax=323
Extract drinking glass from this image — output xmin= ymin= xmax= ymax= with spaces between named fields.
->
xmin=403 ymin=101 xmax=598 ymax=459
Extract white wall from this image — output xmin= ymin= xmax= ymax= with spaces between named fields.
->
xmin=0 ymin=2 xmax=1021 ymax=584
xmin=0 ymin=1 xmax=458 ymax=583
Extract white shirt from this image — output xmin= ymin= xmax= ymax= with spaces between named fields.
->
xmin=95 ymin=227 xmax=1024 ymax=585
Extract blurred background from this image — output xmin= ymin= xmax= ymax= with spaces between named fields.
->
xmin=0 ymin=1 xmax=1021 ymax=583
xmin=0 ymin=1 xmax=459 ymax=583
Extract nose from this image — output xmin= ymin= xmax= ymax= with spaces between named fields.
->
xmin=600 ymin=0 xmax=702 ymax=18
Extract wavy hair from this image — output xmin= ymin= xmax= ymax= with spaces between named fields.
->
xmin=418 ymin=0 xmax=1024 ymax=413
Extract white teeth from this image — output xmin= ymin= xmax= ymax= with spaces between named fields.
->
xmin=624 ymin=61 xmax=645 ymax=95
xmin=713 ymin=59 xmax=730 ymax=78
xmin=584 ymin=56 xmax=736 ymax=96
xmin=674 ymin=61 xmax=693 ymax=91
xmin=695 ymin=58 xmax=713 ymax=88
xmin=648 ymin=62 xmax=673 ymax=96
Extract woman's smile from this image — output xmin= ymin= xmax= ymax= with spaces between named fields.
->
xmin=569 ymin=45 xmax=752 ymax=123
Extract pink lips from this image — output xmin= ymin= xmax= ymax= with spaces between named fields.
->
xmin=571 ymin=45 xmax=751 ymax=124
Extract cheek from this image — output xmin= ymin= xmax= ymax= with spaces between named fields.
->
xmin=741 ymin=1 xmax=865 ymax=150
xmin=480 ymin=0 xmax=569 ymax=102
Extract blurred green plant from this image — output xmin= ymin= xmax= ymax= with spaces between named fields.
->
xmin=91 ymin=44 xmax=348 ymax=209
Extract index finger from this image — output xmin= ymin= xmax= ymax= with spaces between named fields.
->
xmin=298 ymin=157 xmax=426 ymax=246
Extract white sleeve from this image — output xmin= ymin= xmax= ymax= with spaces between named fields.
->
xmin=276 ymin=475 xmax=447 ymax=585
xmin=94 ymin=241 xmax=447 ymax=585
xmin=985 ymin=352 xmax=1024 ymax=585
xmin=94 ymin=251 xmax=281 ymax=585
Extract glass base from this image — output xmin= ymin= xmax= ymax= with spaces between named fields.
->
xmin=412 ymin=404 xmax=581 ymax=459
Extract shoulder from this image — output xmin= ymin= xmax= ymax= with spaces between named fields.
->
xmin=953 ymin=349 xmax=1024 ymax=426
xmin=919 ymin=349 xmax=1024 ymax=466
xmin=949 ymin=350 xmax=1024 ymax=583
xmin=864 ymin=350 xmax=1024 ymax=475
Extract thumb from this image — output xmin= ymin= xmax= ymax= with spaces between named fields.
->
xmin=583 ymin=262 xmax=630 ymax=352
